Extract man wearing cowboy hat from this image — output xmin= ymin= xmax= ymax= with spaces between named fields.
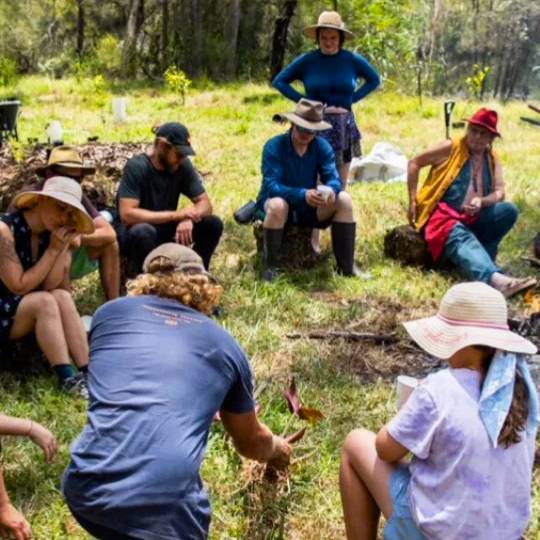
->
xmin=407 ymin=107 xmax=536 ymax=298
xmin=255 ymin=98 xmax=364 ymax=281
xmin=115 ymin=122 xmax=223 ymax=274
xmin=37 ymin=146 xmax=120 ymax=301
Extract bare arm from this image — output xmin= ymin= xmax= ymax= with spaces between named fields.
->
xmin=119 ymin=198 xmax=183 ymax=226
xmin=220 ymin=410 xmax=290 ymax=466
xmin=407 ymin=140 xmax=452 ymax=226
xmin=0 ymin=224 xmax=69 ymax=296
xmin=182 ymin=192 xmax=212 ymax=222
xmin=0 ymin=465 xmax=32 ymax=540
xmin=42 ymin=249 xmax=71 ymax=291
xmin=375 ymin=426 xmax=409 ymax=463
xmin=80 ymin=216 xmax=116 ymax=248
xmin=0 ymin=415 xmax=57 ymax=464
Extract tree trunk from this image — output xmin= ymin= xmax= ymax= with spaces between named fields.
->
xmin=269 ymin=0 xmax=297 ymax=82
xmin=225 ymin=0 xmax=241 ymax=78
xmin=160 ymin=0 xmax=170 ymax=71
xmin=190 ymin=0 xmax=203 ymax=76
xmin=76 ymin=0 xmax=85 ymax=58
xmin=122 ymin=0 xmax=142 ymax=77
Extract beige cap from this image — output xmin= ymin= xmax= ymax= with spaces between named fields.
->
xmin=143 ymin=243 xmax=216 ymax=282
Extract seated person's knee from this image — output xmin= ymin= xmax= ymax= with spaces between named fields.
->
xmin=342 ymin=428 xmax=373 ymax=457
xmin=49 ymin=288 xmax=74 ymax=305
xmin=502 ymin=201 xmax=518 ymax=223
xmin=128 ymin=223 xmax=157 ymax=241
xmin=31 ymin=291 xmax=60 ymax=316
xmin=265 ymin=197 xmax=289 ymax=219
xmin=336 ymin=191 xmax=353 ymax=210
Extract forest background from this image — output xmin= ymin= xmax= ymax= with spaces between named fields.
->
xmin=1 ymin=0 xmax=540 ymax=100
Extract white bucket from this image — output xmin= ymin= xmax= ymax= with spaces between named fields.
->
xmin=112 ymin=97 xmax=128 ymax=123
xmin=46 ymin=121 xmax=63 ymax=143
xmin=396 ymin=375 xmax=419 ymax=409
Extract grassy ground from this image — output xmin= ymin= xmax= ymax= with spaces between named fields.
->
xmin=1 ymin=75 xmax=540 ymax=539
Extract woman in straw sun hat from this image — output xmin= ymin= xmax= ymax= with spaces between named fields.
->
xmin=0 ymin=176 xmax=95 ymax=397
xmin=273 ymin=10 xmax=380 ymax=253
xmin=340 ymin=282 xmax=538 ymax=540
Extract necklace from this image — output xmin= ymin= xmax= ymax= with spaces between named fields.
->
xmin=470 ymin=154 xmax=483 ymax=194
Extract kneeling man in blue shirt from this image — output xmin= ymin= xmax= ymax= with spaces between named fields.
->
xmin=256 ymin=98 xmax=362 ymax=281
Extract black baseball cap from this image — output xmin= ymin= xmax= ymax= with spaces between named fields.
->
xmin=155 ymin=122 xmax=195 ymax=156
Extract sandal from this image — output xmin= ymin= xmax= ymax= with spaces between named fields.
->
xmin=497 ymin=276 xmax=537 ymax=299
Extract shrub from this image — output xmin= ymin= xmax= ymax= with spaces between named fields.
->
xmin=164 ymin=65 xmax=192 ymax=104
xmin=92 ymin=34 xmax=122 ymax=78
xmin=0 ymin=56 xmax=18 ymax=87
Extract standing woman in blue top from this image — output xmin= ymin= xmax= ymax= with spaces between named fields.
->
xmin=273 ymin=10 xmax=380 ymax=185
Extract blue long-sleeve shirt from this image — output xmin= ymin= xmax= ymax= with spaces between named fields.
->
xmin=273 ymin=49 xmax=380 ymax=110
xmin=256 ymin=131 xmax=342 ymax=212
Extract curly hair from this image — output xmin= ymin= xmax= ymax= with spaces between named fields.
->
xmin=478 ymin=346 xmax=529 ymax=448
xmin=126 ymin=258 xmax=222 ymax=315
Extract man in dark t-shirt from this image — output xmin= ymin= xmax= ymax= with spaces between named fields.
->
xmin=116 ymin=122 xmax=223 ymax=273
xmin=63 ymin=244 xmax=291 ymax=540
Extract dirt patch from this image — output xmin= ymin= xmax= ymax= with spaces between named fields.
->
xmin=0 ymin=141 xmax=149 ymax=211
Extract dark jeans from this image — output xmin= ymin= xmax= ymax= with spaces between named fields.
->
xmin=71 ymin=511 xmax=141 ymax=540
xmin=117 ymin=216 xmax=223 ymax=273
xmin=443 ymin=202 xmax=518 ymax=282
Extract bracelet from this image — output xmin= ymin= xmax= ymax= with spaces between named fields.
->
xmin=26 ymin=420 xmax=34 ymax=437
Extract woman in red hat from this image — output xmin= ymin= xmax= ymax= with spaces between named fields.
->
xmin=406 ymin=108 xmax=535 ymax=297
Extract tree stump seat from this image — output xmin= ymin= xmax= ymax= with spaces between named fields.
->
xmin=253 ymin=220 xmax=319 ymax=269
xmin=383 ymin=224 xmax=432 ymax=267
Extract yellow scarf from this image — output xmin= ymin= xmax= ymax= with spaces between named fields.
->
xmin=415 ymin=137 xmax=495 ymax=230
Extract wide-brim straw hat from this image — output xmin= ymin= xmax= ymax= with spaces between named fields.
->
xmin=281 ymin=98 xmax=331 ymax=131
xmin=403 ymin=282 xmax=536 ymax=359
xmin=12 ymin=176 xmax=95 ymax=234
xmin=303 ymin=11 xmax=355 ymax=40
xmin=36 ymin=145 xmax=96 ymax=177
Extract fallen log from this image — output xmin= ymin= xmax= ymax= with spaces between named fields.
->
xmin=287 ymin=331 xmax=398 ymax=343
xmin=384 ymin=224 xmax=432 ymax=267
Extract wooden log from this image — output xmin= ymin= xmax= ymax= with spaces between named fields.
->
xmin=384 ymin=224 xmax=432 ymax=267
xmin=253 ymin=220 xmax=319 ymax=269
xmin=287 ymin=331 xmax=398 ymax=344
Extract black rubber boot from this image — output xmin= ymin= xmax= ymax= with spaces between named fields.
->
xmin=262 ymin=228 xmax=284 ymax=282
xmin=331 ymin=221 xmax=362 ymax=277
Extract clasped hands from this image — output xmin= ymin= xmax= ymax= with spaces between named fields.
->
xmin=50 ymin=226 xmax=81 ymax=253
xmin=463 ymin=196 xmax=483 ymax=216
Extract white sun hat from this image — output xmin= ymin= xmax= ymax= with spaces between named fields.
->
xmin=403 ymin=282 xmax=537 ymax=359
xmin=12 ymin=176 xmax=95 ymax=234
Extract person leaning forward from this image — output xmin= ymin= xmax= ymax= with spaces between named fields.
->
xmin=256 ymin=98 xmax=366 ymax=282
xmin=36 ymin=146 xmax=120 ymax=301
xmin=407 ymin=108 xmax=536 ymax=298
xmin=62 ymin=243 xmax=291 ymax=540
xmin=115 ymin=122 xmax=223 ymax=273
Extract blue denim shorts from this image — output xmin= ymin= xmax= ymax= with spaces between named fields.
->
xmin=383 ymin=465 xmax=429 ymax=540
